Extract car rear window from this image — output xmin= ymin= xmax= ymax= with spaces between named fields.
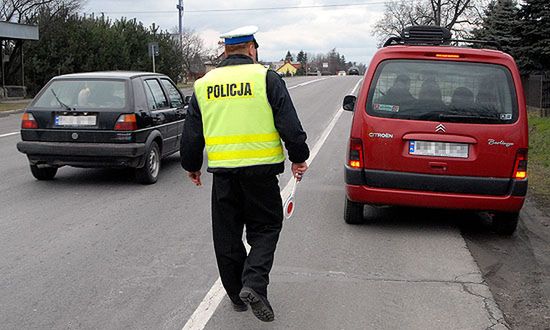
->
xmin=367 ymin=60 xmax=518 ymax=124
xmin=33 ymin=79 xmax=127 ymax=110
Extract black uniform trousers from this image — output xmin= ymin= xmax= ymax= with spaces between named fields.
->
xmin=211 ymin=172 xmax=283 ymax=298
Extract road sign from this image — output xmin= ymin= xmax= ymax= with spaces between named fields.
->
xmin=322 ymin=62 xmax=328 ymax=68
xmin=148 ymin=42 xmax=159 ymax=57
xmin=148 ymin=42 xmax=159 ymax=73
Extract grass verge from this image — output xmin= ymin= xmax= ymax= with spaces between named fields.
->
xmin=528 ymin=112 xmax=550 ymax=205
xmin=0 ymin=101 xmax=30 ymax=112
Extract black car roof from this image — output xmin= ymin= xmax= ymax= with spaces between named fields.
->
xmin=53 ymin=71 xmax=166 ymax=80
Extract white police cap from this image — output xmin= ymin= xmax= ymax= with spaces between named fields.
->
xmin=220 ymin=25 xmax=259 ymax=47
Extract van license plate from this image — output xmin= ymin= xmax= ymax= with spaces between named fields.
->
xmin=55 ymin=115 xmax=97 ymax=126
xmin=409 ymin=140 xmax=469 ymax=158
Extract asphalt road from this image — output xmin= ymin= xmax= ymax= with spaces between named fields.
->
xmin=0 ymin=76 xmax=513 ymax=329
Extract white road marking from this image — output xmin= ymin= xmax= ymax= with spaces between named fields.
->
xmin=0 ymin=131 xmax=19 ymax=138
xmin=287 ymin=77 xmax=330 ymax=90
xmin=181 ymin=77 xmax=363 ymax=330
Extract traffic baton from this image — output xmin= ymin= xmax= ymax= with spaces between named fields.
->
xmin=283 ymin=176 xmax=299 ymax=220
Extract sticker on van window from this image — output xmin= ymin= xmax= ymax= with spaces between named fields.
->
xmin=500 ymin=113 xmax=513 ymax=120
xmin=374 ymin=103 xmax=399 ymax=112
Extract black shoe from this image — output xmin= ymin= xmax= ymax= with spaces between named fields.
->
xmin=229 ymin=295 xmax=248 ymax=312
xmin=239 ymin=287 xmax=274 ymax=322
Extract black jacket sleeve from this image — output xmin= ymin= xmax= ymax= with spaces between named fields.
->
xmin=266 ymin=70 xmax=310 ymax=163
xmin=180 ymin=94 xmax=205 ymax=172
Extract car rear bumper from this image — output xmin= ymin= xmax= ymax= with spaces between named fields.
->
xmin=345 ymin=167 xmax=527 ymax=212
xmin=17 ymin=141 xmax=146 ymax=168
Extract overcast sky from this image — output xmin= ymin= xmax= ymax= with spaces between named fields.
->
xmin=81 ymin=0 xmax=386 ymax=65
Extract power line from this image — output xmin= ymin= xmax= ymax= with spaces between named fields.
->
xmin=84 ymin=2 xmax=387 ymax=15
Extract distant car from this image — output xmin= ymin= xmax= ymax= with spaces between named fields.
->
xmin=17 ymin=71 xmax=187 ymax=184
xmin=342 ymin=26 xmax=528 ymax=235
xmin=348 ymin=67 xmax=360 ymax=75
xmin=338 ymin=71 xmax=347 ymax=76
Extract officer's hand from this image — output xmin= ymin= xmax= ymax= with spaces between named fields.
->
xmin=188 ymin=171 xmax=202 ymax=186
xmin=291 ymin=162 xmax=308 ymax=182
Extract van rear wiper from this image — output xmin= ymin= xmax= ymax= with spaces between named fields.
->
xmin=51 ymin=89 xmax=73 ymax=111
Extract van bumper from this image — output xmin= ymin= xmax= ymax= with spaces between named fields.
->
xmin=345 ymin=167 xmax=527 ymax=212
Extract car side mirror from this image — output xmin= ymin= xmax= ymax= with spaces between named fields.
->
xmin=343 ymin=95 xmax=356 ymax=111
xmin=184 ymin=95 xmax=191 ymax=104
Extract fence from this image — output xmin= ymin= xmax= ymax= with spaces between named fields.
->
xmin=523 ymin=73 xmax=550 ymax=117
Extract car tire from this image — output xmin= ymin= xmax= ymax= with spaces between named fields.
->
xmin=30 ymin=165 xmax=57 ymax=180
xmin=344 ymin=198 xmax=364 ymax=224
xmin=136 ymin=141 xmax=160 ymax=184
xmin=491 ymin=211 xmax=519 ymax=236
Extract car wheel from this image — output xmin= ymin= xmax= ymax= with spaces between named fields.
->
xmin=344 ymin=198 xmax=364 ymax=224
xmin=491 ymin=211 xmax=519 ymax=236
xmin=30 ymin=165 xmax=57 ymax=180
xmin=136 ymin=141 xmax=160 ymax=184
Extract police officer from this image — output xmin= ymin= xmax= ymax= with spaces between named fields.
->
xmin=180 ymin=26 xmax=309 ymax=322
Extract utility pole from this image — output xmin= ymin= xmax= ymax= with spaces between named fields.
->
xmin=177 ymin=0 xmax=184 ymax=46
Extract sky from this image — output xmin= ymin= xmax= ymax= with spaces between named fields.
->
xmin=81 ymin=0 xmax=387 ymax=65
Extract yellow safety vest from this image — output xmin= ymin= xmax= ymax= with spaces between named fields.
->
xmin=194 ymin=64 xmax=285 ymax=168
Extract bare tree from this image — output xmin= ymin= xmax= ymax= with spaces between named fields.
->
xmin=373 ymin=0 xmax=487 ymax=45
xmin=171 ymin=28 xmax=210 ymax=82
xmin=1 ymin=0 xmax=82 ymax=23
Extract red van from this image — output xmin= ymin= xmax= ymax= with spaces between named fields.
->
xmin=343 ymin=26 xmax=528 ymax=235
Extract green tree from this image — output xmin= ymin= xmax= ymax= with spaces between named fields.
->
xmin=472 ymin=0 xmax=521 ymax=59
xmin=518 ymin=0 xmax=550 ymax=72
xmin=296 ymin=50 xmax=307 ymax=76
xmin=12 ymin=9 xmax=185 ymax=95
xmin=285 ymin=51 xmax=294 ymax=62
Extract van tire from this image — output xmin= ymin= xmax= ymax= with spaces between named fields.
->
xmin=491 ymin=212 xmax=519 ymax=236
xmin=30 ymin=165 xmax=57 ymax=180
xmin=136 ymin=141 xmax=160 ymax=184
xmin=344 ymin=198 xmax=364 ymax=224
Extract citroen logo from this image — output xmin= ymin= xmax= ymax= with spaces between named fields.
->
xmin=435 ymin=124 xmax=446 ymax=133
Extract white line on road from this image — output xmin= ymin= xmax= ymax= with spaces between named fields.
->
xmin=287 ymin=77 xmax=330 ymax=90
xmin=0 ymin=131 xmax=19 ymax=138
xmin=181 ymin=77 xmax=363 ymax=330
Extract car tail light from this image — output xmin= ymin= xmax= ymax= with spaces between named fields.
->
xmin=348 ymin=138 xmax=363 ymax=168
xmin=21 ymin=112 xmax=38 ymax=129
xmin=114 ymin=114 xmax=137 ymax=131
xmin=513 ymin=149 xmax=528 ymax=179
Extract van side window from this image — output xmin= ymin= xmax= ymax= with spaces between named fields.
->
xmin=160 ymin=79 xmax=184 ymax=108
xmin=144 ymin=79 xmax=169 ymax=110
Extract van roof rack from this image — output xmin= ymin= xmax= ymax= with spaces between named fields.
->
xmin=383 ymin=25 xmax=502 ymax=50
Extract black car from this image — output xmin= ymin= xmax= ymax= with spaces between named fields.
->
xmin=17 ymin=71 xmax=187 ymax=184
xmin=348 ymin=67 xmax=360 ymax=75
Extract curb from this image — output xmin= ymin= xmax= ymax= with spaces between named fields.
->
xmin=0 ymin=108 xmax=25 ymax=118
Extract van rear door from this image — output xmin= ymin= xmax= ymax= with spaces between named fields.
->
xmin=362 ymin=59 xmax=524 ymax=193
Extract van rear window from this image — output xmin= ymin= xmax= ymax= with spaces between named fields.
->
xmin=367 ymin=60 xmax=517 ymax=124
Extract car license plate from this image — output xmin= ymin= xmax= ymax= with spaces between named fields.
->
xmin=55 ymin=115 xmax=96 ymax=126
xmin=409 ymin=140 xmax=469 ymax=158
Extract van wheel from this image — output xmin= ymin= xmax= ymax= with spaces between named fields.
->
xmin=30 ymin=165 xmax=57 ymax=180
xmin=136 ymin=141 xmax=160 ymax=184
xmin=344 ymin=198 xmax=364 ymax=224
xmin=491 ymin=212 xmax=519 ymax=236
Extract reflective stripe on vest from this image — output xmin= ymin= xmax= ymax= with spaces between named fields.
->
xmin=194 ymin=64 xmax=285 ymax=168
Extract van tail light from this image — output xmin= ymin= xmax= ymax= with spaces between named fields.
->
xmin=114 ymin=114 xmax=137 ymax=131
xmin=513 ymin=149 xmax=528 ymax=180
xmin=21 ymin=113 xmax=38 ymax=129
xmin=348 ymin=138 xmax=364 ymax=168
